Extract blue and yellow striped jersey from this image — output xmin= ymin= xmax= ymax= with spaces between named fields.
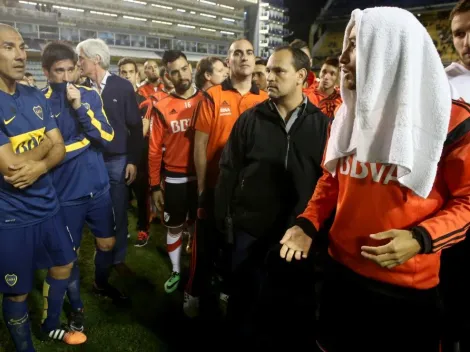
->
xmin=43 ymin=83 xmax=114 ymax=204
xmin=0 ymin=84 xmax=60 ymax=227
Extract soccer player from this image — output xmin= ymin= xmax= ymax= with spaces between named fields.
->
xmin=149 ymin=50 xmax=204 ymax=294
xmin=305 ymin=57 xmax=342 ymax=118
xmin=195 ymin=57 xmax=228 ymax=91
xmin=252 ymin=58 xmax=267 ymax=91
xmin=280 ymin=8 xmax=470 ymax=351
xmin=138 ymin=60 xmax=160 ymax=98
xmin=41 ymin=42 xmax=120 ymax=332
xmin=0 ymin=25 xmax=86 ymax=349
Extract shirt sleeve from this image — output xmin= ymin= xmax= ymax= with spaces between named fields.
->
xmin=148 ymin=108 xmax=165 ymax=190
xmin=43 ymin=98 xmax=58 ymax=133
xmin=0 ymin=125 xmax=10 ymax=147
xmin=193 ymin=94 xmax=215 ymax=134
xmin=412 ymin=132 xmax=470 ymax=253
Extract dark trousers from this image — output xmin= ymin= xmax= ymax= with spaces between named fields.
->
xmin=317 ymin=257 xmax=442 ymax=352
xmin=104 ymin=155 xmax=128 ymax=264
xmin=226 ymin=231 xmax=316 ymax=350
xmin=439 ymin=234 xmax=470 ymax=352
xmin=131 ymin=142 xmax=149 ymax=232
xmin=186 ymin=189 xmax=222 ymax=301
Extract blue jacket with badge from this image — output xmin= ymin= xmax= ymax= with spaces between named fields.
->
xmin=43 ymin=83 xmax=114 ymax=205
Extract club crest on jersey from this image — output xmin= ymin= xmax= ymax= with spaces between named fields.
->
xmin=82 ymin=103 xmax=90 ymax=110
xmin=33 ymin=106 xmax=43 ymax=120
xmin=5 ymin=274 xmax=17 ymax=287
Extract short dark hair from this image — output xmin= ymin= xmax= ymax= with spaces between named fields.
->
xmin=195 ymin=56 xmax=224 ymax=89
xmin=323 ymin=57 xmax=340 ymax=68
xmin=255 ymin=58 xmax=267 ymax=66
xmin=289 ymin=39 xmax=308 ymax=51
xmin=450 ymin=0 xmax=470 ymax=20
xmin=117 ymin=57 xmax=137 ymax=72
xmin=41 ymin=41 xmax=77 ymax=71
xmin=274 ymin=46 xmax=311 ymax=77
xmin=161 ymin=50 xmax=187 ymax=67
xmin=24 ymin=72 xmax=33 ymax=78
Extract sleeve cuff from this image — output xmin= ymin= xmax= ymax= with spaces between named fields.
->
xmin=150 ymin=185 xmax=161 ymax=192
xmin=75 ymin=105 xmax=88 ymax=118
xmin=411 ymin=226 xmax=433 ymax=254
xmin=294 ymin=217 xmax=319 ymax=239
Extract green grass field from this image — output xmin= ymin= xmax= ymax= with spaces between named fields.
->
xmin=0 ymin=206 xmax=204 ymax=352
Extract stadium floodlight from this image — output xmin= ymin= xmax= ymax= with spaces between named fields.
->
xmin=123 ymin=15 xmax=147 ymax=21
xmin=200 ymin=13 xmax=217 ymax=18
xmin=152 ymin=20 xmax=172 ymax=25
xmin=123 ymin=0 xmax=147 ymax=4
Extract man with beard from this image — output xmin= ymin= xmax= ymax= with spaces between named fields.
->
xmin=138 ymin=60 xmax=160 ymax=98
xmin=148 ymin=50 xmax=204 ymax=293
xmin=280 ymin=7 xmax=470 ymax=352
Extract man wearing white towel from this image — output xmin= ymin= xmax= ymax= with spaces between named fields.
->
xmin=279 ymin=7 xmax=470 ymax=352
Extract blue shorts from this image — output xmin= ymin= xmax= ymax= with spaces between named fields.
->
xmin=61 ymin=191 xmax=115 ymax=248
xmin=0 ymin=209 xmax=77 ymax=295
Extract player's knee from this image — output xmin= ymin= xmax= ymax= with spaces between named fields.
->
xmin=169 ymin=226 xmax=183 ymax=236
xmin=96 ymin=237 xmax=116 ymax=251
xmin=4 ymin=293 xmax=28 ymax=303
xmin=48 ymin=261 xmax=74 ymax=279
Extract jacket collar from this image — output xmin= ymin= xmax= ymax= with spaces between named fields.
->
xmin=221 ymin=78 xmax=260 ymax=95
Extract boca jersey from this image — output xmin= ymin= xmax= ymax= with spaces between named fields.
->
xmin=0 ymin=84 xmax=60 ymax=228
xmin=148 ymin=89 xmax=204 ymax=189
xmin=43 ymin=83 xmax=114 ymax=205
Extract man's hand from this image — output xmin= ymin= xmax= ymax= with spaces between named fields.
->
xmin=66 ymin=83 xmax=82 ymax=110
xmin=361 ymin=230 xmax=421 ymax=269
xmin=279 ymin=225 xmax=313 ymax=262
xmin=152 ymin=190 xmax=164 ymax=213
xmin=125 ymin=164 xmax=137 ymax=185
xmin=4 ymin=160 xmax=47 ymax=189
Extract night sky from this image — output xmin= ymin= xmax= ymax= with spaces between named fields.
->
xmin=284 ymin=0 xmax=327 ymax=42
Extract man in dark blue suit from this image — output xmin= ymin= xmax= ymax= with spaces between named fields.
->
xmin=76 ymin=38 xmax=143 ymax=296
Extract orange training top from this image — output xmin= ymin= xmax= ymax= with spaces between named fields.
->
xmin=192 ymin=79 xmax=268 ymax=188
xmin=298 ymin=100 xmax=470 ymax=289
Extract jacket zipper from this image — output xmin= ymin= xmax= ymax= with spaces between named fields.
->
xmin=285 ymin=135 xmax=290 ymax=169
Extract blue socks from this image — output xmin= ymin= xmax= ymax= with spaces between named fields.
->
xmin=67 ymin=261 xmax=84 ymax=311
xmin=41 ymin=275 xmax=69 ymax=333
xmin=94 ymin=249 xmax=113 ymax=288
xmin=2 ymin=297 xmax=35 ymax=352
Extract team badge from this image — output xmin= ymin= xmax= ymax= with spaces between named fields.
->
xmin=164 ymin=212 xmax=170 ymax=223
xmin=82 ymin=103 xmax=90 ymax=110
xmin=5 ymin=274 xmax=17 ymax=287
xmin=33 ymin=106 xmax=43 ymax=120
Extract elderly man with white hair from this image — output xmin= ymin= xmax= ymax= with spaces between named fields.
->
xmin=279 ymin=6 xmax=470 ymax=352
xmin=76 ymin=39 xmax=143 ymax=300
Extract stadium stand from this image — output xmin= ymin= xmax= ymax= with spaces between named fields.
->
xmin=311 ymin=0 xmax=458 ymax=70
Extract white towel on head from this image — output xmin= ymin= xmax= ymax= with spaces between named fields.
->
xmin=324 ymin=7 xmax=452 ymax=199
